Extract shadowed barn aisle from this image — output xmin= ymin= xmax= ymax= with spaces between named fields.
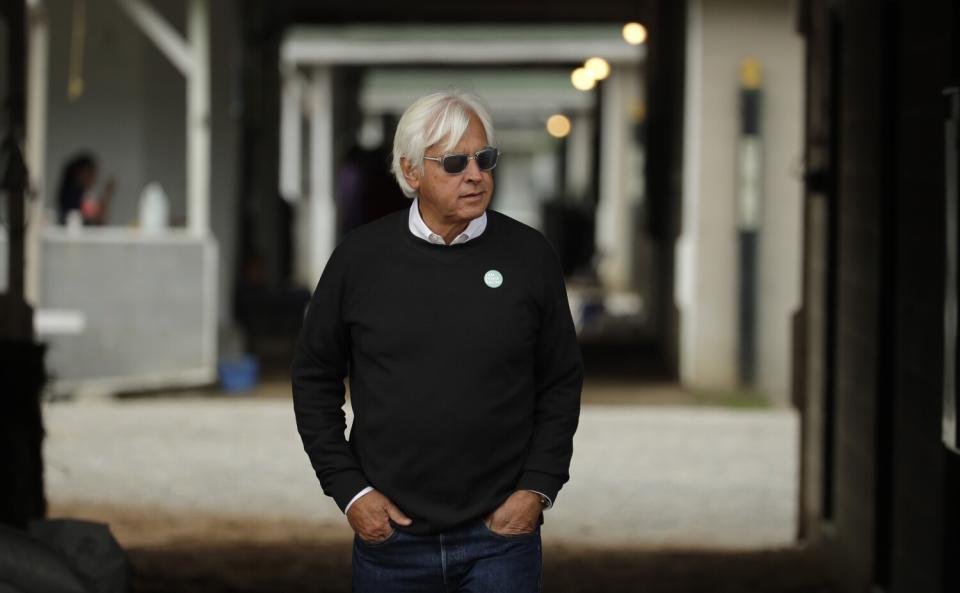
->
xmin=41 ymin=381 xmax=825 ymax=592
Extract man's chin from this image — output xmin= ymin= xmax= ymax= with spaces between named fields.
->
xmin=458 ymin=197 xmax=489 ymax=219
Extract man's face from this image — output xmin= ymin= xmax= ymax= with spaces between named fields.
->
xmin=402 ymin=114 xmax=494 ymax=224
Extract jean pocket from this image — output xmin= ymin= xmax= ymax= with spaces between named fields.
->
xmin=479 ymin=518 xmax=539 ymax=539
xmin=355 ymin=527 xmax=401 ymax=547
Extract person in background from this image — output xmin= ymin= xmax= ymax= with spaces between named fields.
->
xmin=335 ymin=117 xmax=410 ymax=236
xmin=56 ymin=152 xmax=114 ymax=226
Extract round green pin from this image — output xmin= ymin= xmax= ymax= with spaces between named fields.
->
xmin=484 ymin=269 xmax=503 ymax=288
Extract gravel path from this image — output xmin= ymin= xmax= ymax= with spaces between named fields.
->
xmin=41 ymin=393 xmax=798 ymax=549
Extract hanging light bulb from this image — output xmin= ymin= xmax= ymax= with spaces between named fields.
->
xmin=622 ymin=22 xmax=648 ymax=46
xmin=546 ymin=114 xmax=572 ymax=138
xmin=571 ymin=67 xmax=596 ymax=91
xmin=584 ymin=57 xmax=611 ymax=80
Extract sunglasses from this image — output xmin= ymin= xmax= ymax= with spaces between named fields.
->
xmin=422 ymin=147 xmax=500 ymax=174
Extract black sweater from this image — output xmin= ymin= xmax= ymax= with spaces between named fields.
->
xmin=291 ymin=207 xmax=583 ymax=535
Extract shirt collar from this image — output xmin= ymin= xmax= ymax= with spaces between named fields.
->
xmin=408 ymin=196 xmax=487 ymax=246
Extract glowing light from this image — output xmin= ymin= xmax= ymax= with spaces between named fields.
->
xmin=546 ymin=114 xmax=572 ymax=138
xmin=740 ymin=58 xmax=763 ymax=89
xmin=571 ymin=67 xmax=596 ymax=91
xmin=584 ymin=57 xmax=611 ymax=80
xmin=622 ymin=22 xmax=648 ymax=45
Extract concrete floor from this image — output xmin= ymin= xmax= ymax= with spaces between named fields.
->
xmin=41 ymin=381 xmax=798 ymax=550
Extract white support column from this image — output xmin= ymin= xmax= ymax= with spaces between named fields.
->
xmin=595 ymin=64 xmax=631 ymax=292
xmin=186 ymin=0 xmax=210 ymax=236
xmin=306 ymin=66 xmax=336 ymax=287
xmin=116 ymin=0 xmax=209 ymax=236
xmin=25 ymin=0 xmax=49 ymax=305
xmin=677 ymin=0 xmax=704 ymax=386
xmin=279 ymin=66 xmax=303 ymax=202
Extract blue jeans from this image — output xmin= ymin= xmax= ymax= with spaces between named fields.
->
xmin=352 ymin=516 xmax=542 ymax=592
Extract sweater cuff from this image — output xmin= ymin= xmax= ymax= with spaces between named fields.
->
xmin=329 ymin=470 xmax=373 ymax=513
xmin=515 ymin=470 xmax=564 ymax=507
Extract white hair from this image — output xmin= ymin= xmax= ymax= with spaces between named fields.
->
xmin=390 ymin=88 xmax=496 ymax=199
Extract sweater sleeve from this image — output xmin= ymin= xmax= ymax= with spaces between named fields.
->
xmin=291 ymin=244 xmax=372 ymax=513
xmin=514 ymin=242 xmax=584 ymax=506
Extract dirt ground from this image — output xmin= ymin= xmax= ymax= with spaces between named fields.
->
xmin=48 ymin=500 xmax=833 ymax=593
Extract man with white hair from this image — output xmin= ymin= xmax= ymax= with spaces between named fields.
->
xmin=291 ymin=88 xmax=583 ymax=592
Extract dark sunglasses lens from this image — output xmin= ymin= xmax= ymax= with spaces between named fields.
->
xmin=442 ymin=154 xmax=469 ymax=173
xmin=476 ymin=149 xmax=499 ymax=170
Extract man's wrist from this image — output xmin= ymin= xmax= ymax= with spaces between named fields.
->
xmin=344 ymin=486 xmax=375 ymax=515
xmin=520 ymin=489 xmax=551 ymax=509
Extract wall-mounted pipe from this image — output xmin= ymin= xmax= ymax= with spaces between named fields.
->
xmin=736 ymin=58 xmax=763 ymax=386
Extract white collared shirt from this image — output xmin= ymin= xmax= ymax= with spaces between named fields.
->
xmin=343 ymin=198 xmax=553 ymax=515
xmin=407 ymin=196 xmax=487 ymax=245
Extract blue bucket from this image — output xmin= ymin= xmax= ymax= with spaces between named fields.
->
xmin=218 ymin=354 xmax=259 ymax=393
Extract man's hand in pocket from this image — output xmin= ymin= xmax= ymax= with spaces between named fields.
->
xmin=484 ymin=490 xmax=542 ymax=535
xmin=347 ymin=489 xmax=413 ymax=543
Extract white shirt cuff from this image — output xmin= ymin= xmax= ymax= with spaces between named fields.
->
xmin=523 ymin=489 xmax=553 ymax=510
xmin=344 ymin=486 xmax=374 ymax=514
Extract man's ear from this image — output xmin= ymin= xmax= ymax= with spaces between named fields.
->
xmin=400 ymin=157 xmax=420 ymax=192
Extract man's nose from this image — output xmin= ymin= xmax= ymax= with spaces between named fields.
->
xmin=463 ymin=157 xmax=483 ymax=181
